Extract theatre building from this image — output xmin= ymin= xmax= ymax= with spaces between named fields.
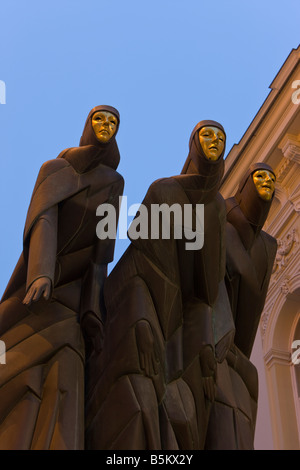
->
xmin=220 ymin=45 xmax=300 ymax=450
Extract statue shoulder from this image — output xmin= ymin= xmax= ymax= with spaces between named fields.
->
xmin=148 ymin=176 xmax=179 ymax=196
xmin=37 ymin=155 xmax=70 ymax=180
xmin=28 ymin=153 xmax=73 ymax=205
xmin=111 ymin=169 xmax=125 ymax=186
xmin=140 ymin=177 xmax=179 ymax=207
xmin=214 ymin=191 xmax=226 ymax=214
xmin=261 ymin=230 xmax=277 ymax=253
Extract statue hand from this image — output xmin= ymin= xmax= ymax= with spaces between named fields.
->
xmin=23 ymin=277 xmax=51 ymax=306
xmin=135 ymin=320 xmax=159 ymax=377
xmin=81 ymin=311 xmax=104 ymax=355
xmin=199 ymin=345 xmax=217 ymax=402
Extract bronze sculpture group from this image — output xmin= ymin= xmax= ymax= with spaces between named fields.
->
xmin=0 ymin=106 xmax=277 ymax=450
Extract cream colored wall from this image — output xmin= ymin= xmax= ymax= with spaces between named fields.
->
xmin=251 ymin=330 xmax=274 ymax=450
xmin=259 ymin=129 xmax=300 ymax=449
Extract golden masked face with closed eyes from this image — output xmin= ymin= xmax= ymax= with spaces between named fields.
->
xmin=252 ymin=170 xmax=276 ymax=201
xmin=91 ymin=111 xmax=118 ymax=143
xmin=198 ymin=126 xmax=225 ymax=161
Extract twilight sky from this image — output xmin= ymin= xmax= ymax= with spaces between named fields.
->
xmin=0 ymin=0 xmax=299 ymax=295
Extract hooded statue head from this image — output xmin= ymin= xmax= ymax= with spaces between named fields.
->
xmin=181 ymin=120 xmax=226 ymax=174
xmin=234 ymin=162 xmax=276 ymax=231
xmin=79 ymin=105 xmax=120 ymax=146
xmin=62 ymin=105 xmax=121 ymax=173
xmin=179 ymin=120 xmax=226 ymax=202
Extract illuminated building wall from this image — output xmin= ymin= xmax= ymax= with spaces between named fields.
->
xmin=220 ymin=45 xmax=300 ymax=450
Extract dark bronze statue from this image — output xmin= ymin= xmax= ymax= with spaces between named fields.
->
xmin=85 ymin=120 xmax=231 ymax=450
xmin=0 ymin=103 xmax=276 ymax=450
xmin=0 ymin=105 xmax=124 ymax=450
xmin=205 ymin=163 xmax=277 ymax=450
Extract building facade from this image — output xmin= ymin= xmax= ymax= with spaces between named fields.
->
xmin=220 ymin=45 xmax=300 ymax=450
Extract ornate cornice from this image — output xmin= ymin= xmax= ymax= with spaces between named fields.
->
xmin=277 ymin=133 xmax=300 ymax=183
xmin=279 ymin=133 xmax=300 ymax=160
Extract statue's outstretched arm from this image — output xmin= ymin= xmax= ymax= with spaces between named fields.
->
xmin=23 ymin=204 xmax=58 ymax=305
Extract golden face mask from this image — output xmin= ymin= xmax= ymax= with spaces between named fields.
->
xmin=198 ymin=126 xmax=225 ymax=161
xmin=252 ymin=170 xmax=276 ymax=201
xmin=91 ymin=111 xmax=118 ymax=143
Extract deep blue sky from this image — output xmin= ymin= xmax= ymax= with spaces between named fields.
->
xmin=0 ymin=0 xmax=299 ymax=295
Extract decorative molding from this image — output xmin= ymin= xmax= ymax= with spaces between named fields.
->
xmin=262 ymin=229 xmax=299 ymax=341
xmin=276 ymin=157 xmax=294 ymax=183
xmin=272 ymin=229 xmax=299 ymax=274
xmin=277 ymin=134 xmax=300 ymax=184
xmin=261 ymin=269 xmax=300 ymax=348
xmin=280 ymin=279 xmax=290 ymax=295
xmin=261 ymin=279 xmax=291 ymax=342
xmin=265 ymin=198 xmax=295 ymax=238
xmin=261 ymin=302 xmax=275 ymax=339
xmin=289 ymin=189 xmax=300 ymax=213
xmin=273 ymin=183 xmax=288 ymax=206
xmin=264 ymin=347 xmax=291 ymax=368
xmin=278 ymin=133 xmax=300 ymax=162
xmin=281 ymin=143 xmax=300 ymax=163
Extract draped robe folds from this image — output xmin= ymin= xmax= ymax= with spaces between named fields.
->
xmin=0 ymin=106 xmax=124 ymax=450
xmin=85 ymin=121 xmax=235 ymax=450
xmin=205 ymin=163 xmax=277 ymax=450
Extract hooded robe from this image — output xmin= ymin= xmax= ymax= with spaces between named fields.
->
xmin=85 ymin=120 xmax=234 ymax=450
xmin=0 ymin=105 xmax=124 ymax=450
xmin=205 ymin=162 xmax=277 ymax=450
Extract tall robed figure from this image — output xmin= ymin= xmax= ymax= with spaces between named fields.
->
xmin=86 ymin=120 xmax=230 ymax=450
xmin=0 ymin=105 xmax=124 ymax=450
